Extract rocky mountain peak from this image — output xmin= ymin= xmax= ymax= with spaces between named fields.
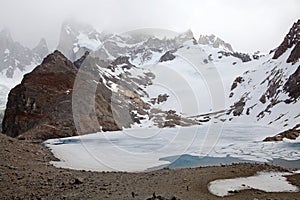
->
xmin=178 ymin=29 xmax=194 ymax=40
xmin=0 ymin=28 xmax=14 ymax=52
xmin=32 ymin=38 xmax=49 ymax=59
xmin=0 ymin=28 xmax=37 ymax=78
xmin=0 ymin=28 xmax=13 ymax=42
xmin=62 ymin=19 xmax=96 ymax=35
xmin=273 ymin=19 xmax=300 ymax=63
xmin=57 ymin=20 xmax=104 ymax=61
xmin=2 ymin=50 xmax=78 ymax=140
xmin=198 ymin=34 xmax=234 ymax=52
xmin=0 ymin=28 xmax=45 ymax=128
xmin=38 ymin=50 xmax=75 ymax=72
xmin=1 ymin=50 xmax=156 ymax=141
xmin=174 ymin=29 xmax=196 ymax=45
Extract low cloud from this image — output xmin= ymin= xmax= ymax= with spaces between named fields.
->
xmin=0 ymin=0 xmax=299 ymax=53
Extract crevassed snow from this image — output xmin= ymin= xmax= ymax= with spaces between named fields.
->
xmin=208 ymin=171 xmax=299 ymax=197
xmin=45 ymin=124 xmax=300 ymax=172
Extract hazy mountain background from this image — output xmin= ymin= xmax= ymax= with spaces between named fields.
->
xmin=0 ymin=0 xmax=299 ymax=53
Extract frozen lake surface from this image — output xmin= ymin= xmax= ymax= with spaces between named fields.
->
xmin=44 ymin=123 xmax=300 ymax=172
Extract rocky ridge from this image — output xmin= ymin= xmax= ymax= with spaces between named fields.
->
xmin=2 ymin=19 xmax=299 ymax=142
xmin=224 ymin=20 xmax=300 ymax=140
xmin=273 ymin=19 xmax=300 ymax=63
xmin=0 ymin=28 xmax=48 ymax=78
xmin=2 ymin=50 xmax=153 ymax=141
xmin=0 ymin=28 xmax=49 ymax=132
xmin=57 ymin=20 xmax=254 ymax=66
xmin=2 ymin=49 xmax=200 ymax=141
xmin=198 ymin=34 xmax=234 ymax=52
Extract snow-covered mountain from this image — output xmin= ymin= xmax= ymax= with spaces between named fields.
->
xmin=0 ymin=29 xmax=34 ymax=78
xmin=2 ymin=19 xmax=299 ymax=142
xmin=224 ymin=20 xmax=300 ymax=132
xmin=198 ymin=34 xmax=234 ymax=52
xmin=57 ymin=20 xmax=197 ymax=63
xmin=32 ymin=38 xmax=49 ymax=59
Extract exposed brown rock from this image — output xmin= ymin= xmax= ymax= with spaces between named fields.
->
xmin=218 ymin=51 xmax=251 ymax=62
xmin=157 ymin=94 xmax=169 ymax=104
xmin=2 ymin=50 xmax=78 ymax=141
xmin=259 ymin=94 xmax=266 ymax=104
xmin=263 ymin=124 xmax=300 ymax=142
xmin=159 ymin=50 xmax=176 ymax=62
xmin=273 ymin=19 xmax=300 ymax=62
xmin=284 ymin=65 xmax=300 ymax=101
xmin=287 ymin=42 xmax=300 ymax=64
xmin=227 ymin=96 xmax=246 ymax=117
xmin=231 ymin=76 xmax=244 ymax=91
xmin=2 ymin=51 xmax=155 ymax=141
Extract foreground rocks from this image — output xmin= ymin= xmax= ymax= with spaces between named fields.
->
xmin=1 ymin=133 xmax=299 ymax=200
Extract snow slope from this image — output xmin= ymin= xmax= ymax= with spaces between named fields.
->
xmin=0 ymin=63 xmax=37 ymax=110
xmin=226 ymin=47 xmax=300 ymax=130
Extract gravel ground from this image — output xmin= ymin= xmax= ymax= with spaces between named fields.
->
xmin=1 ymin=134 xmax=299 ymax=200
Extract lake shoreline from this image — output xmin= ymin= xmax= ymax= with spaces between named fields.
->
xmin=1 ymin=134 xmax=300 ymax=199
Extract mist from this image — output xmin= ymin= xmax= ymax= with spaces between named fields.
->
xmin=0 ymin=0 xmax=299 ymax=53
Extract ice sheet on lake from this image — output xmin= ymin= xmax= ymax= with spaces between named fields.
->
xmin=44 ymin=123 xmax=300 ymax=172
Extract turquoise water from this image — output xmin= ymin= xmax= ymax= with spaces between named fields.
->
xmin=148 ymin=154 xmax=300 ymax=171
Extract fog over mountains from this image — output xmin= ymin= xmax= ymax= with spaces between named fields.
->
xmin=1 ymin=0 xmax=299 ymax=53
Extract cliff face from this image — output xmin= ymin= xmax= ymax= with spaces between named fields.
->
xmin=2 ymin=50 xmax=155 ymax=141
xmin=273 ymin=19 xmax=300 ymax=63
xmin=2 ymin=51 xmax=79 ymax=141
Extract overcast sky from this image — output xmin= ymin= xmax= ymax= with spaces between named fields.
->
xmin=0 ymin=0 xmax=299 ymax=53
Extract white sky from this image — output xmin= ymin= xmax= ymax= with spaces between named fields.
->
xmin=0 ymin=0 xmax=299 ymax=53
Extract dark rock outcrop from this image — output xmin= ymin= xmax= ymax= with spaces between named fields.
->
xmin=2 ymin=51 xmax=79 ymax=141
xmin=273 ymin=19 xmax=300 ymax=63
xmin=159 ymin=50 xmax=176 ymax=62
xmin=231 ymin=97 xmax=246 ymax=116
xmin=219 ymin=51 xmax=251 ymax=62
xmin=284 ymin=65 xmax=300 ymax=100
xmin=287 ymin=42 xmax=300 ymax=63
xmin=263 ymin=124 xmax=300 ymax=142
xmin=73 ymin=51 xmax=90 ymax=68
xmin=2 ymin=50 xmax=155 ymax=141
xmin=230 ymin=76 xmax=244 ymax=91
